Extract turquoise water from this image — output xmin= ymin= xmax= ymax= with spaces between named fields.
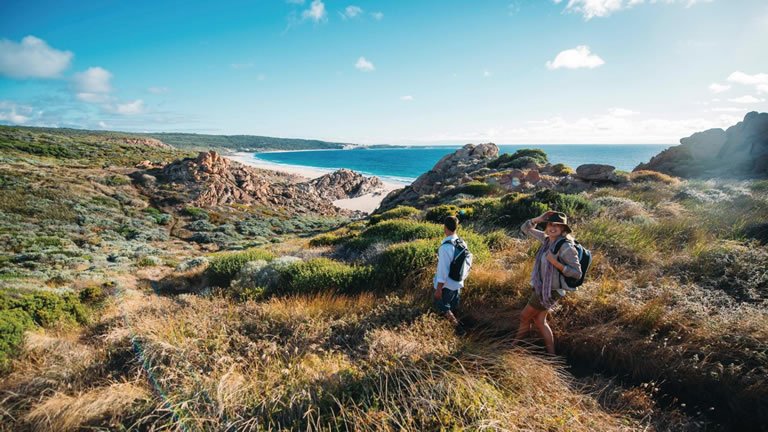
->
xmin=255 ymin=144 xmax=672 ymax=184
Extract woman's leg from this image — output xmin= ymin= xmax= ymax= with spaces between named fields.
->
xmin=514 ymin=305 xmax=538 ymax=342
xmin=533 ymin=310 xmax=555 ymax=354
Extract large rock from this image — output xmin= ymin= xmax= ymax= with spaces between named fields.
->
xmin=576 ymin=164 xmax=621 ymax=182
xmin=635 ymin=111 xmax=768 ymax=178
xmin=378 ymin=143 xmax=499 ymax=210
xmin=307 ymin=169 xmax=385 ymax=200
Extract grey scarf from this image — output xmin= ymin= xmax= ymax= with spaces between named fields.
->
xmin=531 ymin=237 xmax=557 ymax=309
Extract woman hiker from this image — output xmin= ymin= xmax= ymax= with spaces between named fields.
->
xmin=515 ymin=210 xmax=582 ymax=355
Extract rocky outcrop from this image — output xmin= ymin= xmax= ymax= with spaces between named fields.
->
xmin=307 ymin=169 xmax=385 ymax=201
xmin=379 ymin=143 xmax=500 ymax=209
xmin=635 ymin=111 xmax=768 ymax=178
xmin=137 ymin=151 xmax=384 ymax=216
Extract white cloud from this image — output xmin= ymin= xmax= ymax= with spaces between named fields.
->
xmin=728 ymin=95 xmax=766 ymax=104
xmin=342 ymin=5 xmax=363 ymax=19
xmin=302 ymin=0 xmax=327 ymax=22
xmin=0 ymin=101 xmax=31 ymax=124
xmin=708 ymin=83 xmax=731 ymax=93
xmin=98 ymin=121 xmax=109 ymax=128
xmin=355 ymin=56 xmax=375 ymax=72
xmin=483 ymin=70 xmax=492 ymax=77
xmin=556 ymin=0 xmax=712 ymax=20
xmin=709 ymin=107 xmax=747 ymax=112
xmin=608 ymin=107 xmax=637 ymax=116
xmin=73 ymin=67 xmax=113 ymax=103
xmin=371 ymin=11 xmax=384 ymax=20
xmin=727 ymin=71 xmax=768 ymax=86
xmin=148 ymin=86 xmax=169 ymax=94
xmin=546 ymin=45 xmax=605 ymax=70
xmin=113 ymin=99 xmax=145 ymax=115
xmin=0 ymin=35 xmax=73 ymax=79
xmin=400 ymin=95 xmax=414 ymax=101
xmin=726 ymin=71 xmax=768 ymax=94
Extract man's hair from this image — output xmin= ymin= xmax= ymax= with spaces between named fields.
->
xmin=444 ymin=215 xmax=459 ymax=232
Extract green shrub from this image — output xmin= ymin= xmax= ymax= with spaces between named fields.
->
xmin=103 ymin=175 xmax=131 ymax=186
xmin=369 ymin=206 xmax=420 ymax=225
xmin=309 ymin=232 xmax=347 ymax=247
xmin=488 ymin=149 xmax=548 ymax=169
xmin=183 ymin=206 xmax=209 ymax=220
xmin=1 ymin=291 xmax=90 ymax=328
xmin=750 ymin=179 xmax=768 ymax=193
xmin=551 ymin=163 xmax=575 ymax=176
xmin=208 ymin=248 xmax=276 ymax=286
xmin=529 ymin=189 xmax=596 ymax=217
xmin=361 ymin=220 xmax=444 ymax=244
xmin=449 ymin=181 xmax=498 ymax=197
xmin=0 ymin=309 xmax=33 ymax=370
xmin=423 ymin=205 xmax=474 ymax=224
xmin=144 ymin=207 xmax=172 ymax=225
xmin=374 ymin=239 xmax=438 ymax=290
xmin=275 ymin=258 xmax=373 ymax=295
xmin=630 ymin=170 xmax=679 ymax=185
xmin=485 ymin=230 xmax=513 ymax=251
xmin=79 ymin=285 xmax=105 ymax=304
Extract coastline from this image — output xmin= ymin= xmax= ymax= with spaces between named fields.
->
xmin=226 ymin=151 xmax=404 ymax=213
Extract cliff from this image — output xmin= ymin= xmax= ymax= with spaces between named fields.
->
xmin=635 ymin=111 xmax=768 ymax=178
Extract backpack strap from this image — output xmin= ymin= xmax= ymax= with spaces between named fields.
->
xmin=552 ymin=237 xmax=574 ymax=254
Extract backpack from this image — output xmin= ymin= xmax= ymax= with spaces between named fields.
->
xmin=441 ymin=237 xmax=473 ymax=282
xmin=552 ymin=238 xmax=591 ymax=289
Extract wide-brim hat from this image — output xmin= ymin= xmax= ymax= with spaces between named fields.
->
xmin=544 ymin=212 xmax=572 ymax=233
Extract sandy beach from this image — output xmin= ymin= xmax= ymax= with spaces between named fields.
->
xmin=226 ymin=151 xmax=404 ymax=213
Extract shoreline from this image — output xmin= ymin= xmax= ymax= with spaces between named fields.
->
xmin=226 ymin=151 xmax=404 ymax=214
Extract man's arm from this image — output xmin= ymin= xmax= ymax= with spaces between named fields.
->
xmin=434 ymin=243 xmax=451 ymax=299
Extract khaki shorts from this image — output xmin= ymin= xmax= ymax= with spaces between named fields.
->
xmin=527 ymin=289 xmax=564 ymax=311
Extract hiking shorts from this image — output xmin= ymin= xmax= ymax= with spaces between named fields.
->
xmin=434 ymin=288 xmax=460 ymax=314
xmin=528 ymin=289 xmax=564 ymax=311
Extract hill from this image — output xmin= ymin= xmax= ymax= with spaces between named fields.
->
xmin=2 ymin=125 xmax=353 ymax=153
xmin=1 ymin=126 xmax=767 ymax=431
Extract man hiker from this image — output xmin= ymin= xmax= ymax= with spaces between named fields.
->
xmin=433 ymin=215 xmax=471 ymax=335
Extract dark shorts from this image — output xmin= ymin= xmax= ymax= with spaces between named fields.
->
xmin=527 ymin=289 xmax=564 ymax=311
xmin=434 ymin=288 xmax=460 ymax=314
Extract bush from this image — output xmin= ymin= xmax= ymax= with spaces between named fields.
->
xmin=144 ymin=207 xmax=172 ymax=225
xmin=275 ymin=258 xmax=373 ymax=296
xmin=488 ymin=149 xmax=548 ymax=169
xmin=449 ymin=181 xmax=498 ymax=197
xmin=183 ymin=206 xmax=209 ymax=220
xmin=551 ymin=163 xmax=575 ymax=176
xmin=309 ymin=232 xmax=347 ymax=247
xmin=678 ymin=243 xmax=768 ymax=303
xmin=350 ymin=220 xmax=444 ymax=252
xmin=78 ymin=285 xmax=105 ymax=304
xmin=103 ymin=175 xmax=131 ymax=186
xmin=0 ymin=309 xmax=33 ymax=370
xmin=423 ymin=205 xmax=475 ymax=224
xmin=529 ymin=189 xmax=596 ymax=217
xmin=374 ymin=239 xmax=438 ymax=290
xmin=369 ymin=206 xmax=420 ymax=225
xmin=208 ymin=248 xmax=276 ymax=286
xmin=630 ymin=170 xmax=679 ymax=185
xmin=484 ymin=230 xmax=513 ymax=251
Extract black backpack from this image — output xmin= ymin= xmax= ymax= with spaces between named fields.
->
xmin=441 ymin=237 xmax=473 ymax=282
xmin=552 ymin=238 xmax=591 ymax=288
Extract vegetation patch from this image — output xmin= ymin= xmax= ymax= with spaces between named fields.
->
xmin=207 ymin=248 xmax=276 ymax=286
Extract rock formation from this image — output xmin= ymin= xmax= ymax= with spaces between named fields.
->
xmin=137 ymin=151 xmax=384 ymax=216
xmin=635 ymin=111 xmax=768 ymax=178
xmin=307 ymin=169 xmax=384 ymax=201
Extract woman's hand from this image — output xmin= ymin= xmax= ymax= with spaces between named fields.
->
xmin=546 ymin=251 xmax=561 ymax=268
xmin=534 ymin=210 xmax=556 ymax=224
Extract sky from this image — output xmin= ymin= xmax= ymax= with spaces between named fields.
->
xmin=1 ymin=0 xmax=767 ymax=144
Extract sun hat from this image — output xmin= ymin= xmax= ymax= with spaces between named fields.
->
xmin=544 ymin=211 xmax=572 ymax=233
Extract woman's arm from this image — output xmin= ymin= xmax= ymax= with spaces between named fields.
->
xmin=520 ymin=211 xmax=554 ymax=244
xmin=558 ymin=242 xmax=582 ymax=279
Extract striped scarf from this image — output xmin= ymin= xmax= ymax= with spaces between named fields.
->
xmin=531 ymin=238 xmax=556 ymax=309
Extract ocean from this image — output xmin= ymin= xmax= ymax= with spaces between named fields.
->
xmin=254 ymin=144 xmax=671 ymax=184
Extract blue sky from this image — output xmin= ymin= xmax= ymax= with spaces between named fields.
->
xmin=1 ymin=0 xmax=767 ymax=144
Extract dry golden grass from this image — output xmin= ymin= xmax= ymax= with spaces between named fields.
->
xmin=24 ymin=382 xmax=150 ymax=431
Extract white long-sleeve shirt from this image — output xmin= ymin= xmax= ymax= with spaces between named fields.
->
xmin=433 ymin=234 xmax=464 ymax=291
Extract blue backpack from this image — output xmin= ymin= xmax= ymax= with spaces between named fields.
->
xmin=552 ymin=238 xmax=591 ymax=288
